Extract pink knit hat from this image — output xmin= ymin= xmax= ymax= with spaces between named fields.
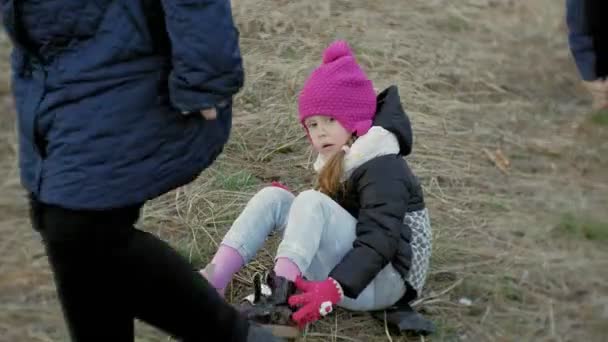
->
xmin=298 ymin=40 xmax=377 ymax=136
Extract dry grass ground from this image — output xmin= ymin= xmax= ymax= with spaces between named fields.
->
xmin=1 ymin=0 xmax=607 ymax=341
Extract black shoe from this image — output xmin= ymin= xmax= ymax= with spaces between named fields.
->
xmin=371 ymin=301 xmax=436 ymax=336
xmin=237 ymin=270 xmax=297 ymax=325
xmin=265 ymin=270 xmax=297 ymax=306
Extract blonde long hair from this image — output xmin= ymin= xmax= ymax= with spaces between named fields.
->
xmin=316 ymin=137 xmax=355 ymax=197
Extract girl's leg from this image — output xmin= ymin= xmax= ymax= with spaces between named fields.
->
xmin=273 ymin=190 xmax=356 ymax=281
xmin=205 ymin=187 xmax=295 ymax=292
xmin=275 ymin=190 xmax=406 ymax=311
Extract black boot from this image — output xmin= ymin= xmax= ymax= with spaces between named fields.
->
xmin=237 ymin=270 xmax=297 ymax=326
xmin=371 ymin=300 xmax=435 ymax=336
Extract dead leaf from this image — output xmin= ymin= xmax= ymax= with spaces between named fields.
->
xmin=483 ymin=148 xmax=510 ymax=174
xmin=495 ymin=149 xmax=510 ymax=168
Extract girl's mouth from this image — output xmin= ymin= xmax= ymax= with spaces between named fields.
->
xmin=322 ymin=144 xmax=334 ymax=149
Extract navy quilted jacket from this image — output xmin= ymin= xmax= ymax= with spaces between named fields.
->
xmin=1 ymin=0 xmax=244 ymax=209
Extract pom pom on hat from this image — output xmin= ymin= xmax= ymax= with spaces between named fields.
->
xmin=322 ymin=40 xmax=353 ymax=64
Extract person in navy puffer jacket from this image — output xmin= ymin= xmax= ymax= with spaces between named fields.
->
xmin=1 ymin=1 xmax=283 ymax=341
xmin=566 ymin=0 xmax=608 ymax=110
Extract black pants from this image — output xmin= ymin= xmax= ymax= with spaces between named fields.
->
xmin=587 ymin=0 xmax=608 ymax=78
xmin=29 ymin=198 xmax=249 ymax=342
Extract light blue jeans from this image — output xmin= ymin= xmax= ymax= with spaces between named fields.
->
xmin=221 ymin=187 xmax=406 ymax=311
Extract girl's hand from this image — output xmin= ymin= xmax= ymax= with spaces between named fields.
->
xmin=288 ymin=276 xmax=344 ymax=327
xmin=270 ymin=181 xmax=292 ymax=193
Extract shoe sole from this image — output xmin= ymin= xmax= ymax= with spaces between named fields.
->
xmin=264 ymin=324 xmax=300 ymax=339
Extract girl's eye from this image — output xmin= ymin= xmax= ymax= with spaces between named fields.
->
xmin=309 ymin=123 xmax=317 ymax=128
xmin=328 ymin=117 xmax=335 ymax=122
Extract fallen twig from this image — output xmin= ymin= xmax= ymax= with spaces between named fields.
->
xmin=412 ymin=278 xmax=464 ymax=307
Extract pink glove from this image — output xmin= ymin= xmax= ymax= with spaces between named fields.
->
xmin=271 ymin=181 xmax=292 ymax=193
xmin=288 ymin=276 xmax=344 ymax=327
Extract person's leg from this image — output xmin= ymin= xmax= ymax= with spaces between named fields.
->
xmin=337 ymin=210 xmax=433 ymax=312
xmin=274 ymin=190 xmax=358 ymax=281
xmin=125 ymin=229 xmax=250 ymax=342
xmin=587 ymin=0 xmax=608 ymax=78
xmin=340 ymin=265 xmax=406 ymax=312
xmin=30 ymin=199 xmax=137 ymax=342
xmin=204 ymin=187 xmax=295 ymax=292
xmin=274 ymin=190 xmax=406 ymax=311
xmin=31 ymin=198 xmax=252 ymax=342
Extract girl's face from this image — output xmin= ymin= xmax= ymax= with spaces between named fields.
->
xmin=304 ymin=115 xmax=352 ymax=158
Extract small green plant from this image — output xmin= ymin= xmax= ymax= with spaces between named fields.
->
xmin=280 ymin=46 xmax=299 ymax=60
xmin=500 ymin=277 xmax=524 ymax=303
xmin=218 ymin=170 xmax=258 ymax=191
xmin=485 ymin=198 xmax=510 ymax=212
xmin=431 ymin=15 xmax=472 ymax=33
xmin=433 ymin=318 xmax=460 ymax=342
xmin=555 ymin=213 xmax=608 ymax=241
xmin=590 ymin=108 xmax=608 ymax=126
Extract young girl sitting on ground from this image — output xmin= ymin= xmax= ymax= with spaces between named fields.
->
xmin=201 ymin=40 xmax=432 ymax=329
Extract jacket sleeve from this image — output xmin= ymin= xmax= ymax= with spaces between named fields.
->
xmin=329 ymin=158 xmax=409 ymax=299
xmin=566 ymin=0 xmax=596 ymax=81
xmin=160 ymin=0 xmax=244 ymax=112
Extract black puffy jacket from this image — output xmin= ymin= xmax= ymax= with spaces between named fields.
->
xmin=327 ymin=86 xmax=425 ymax=299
